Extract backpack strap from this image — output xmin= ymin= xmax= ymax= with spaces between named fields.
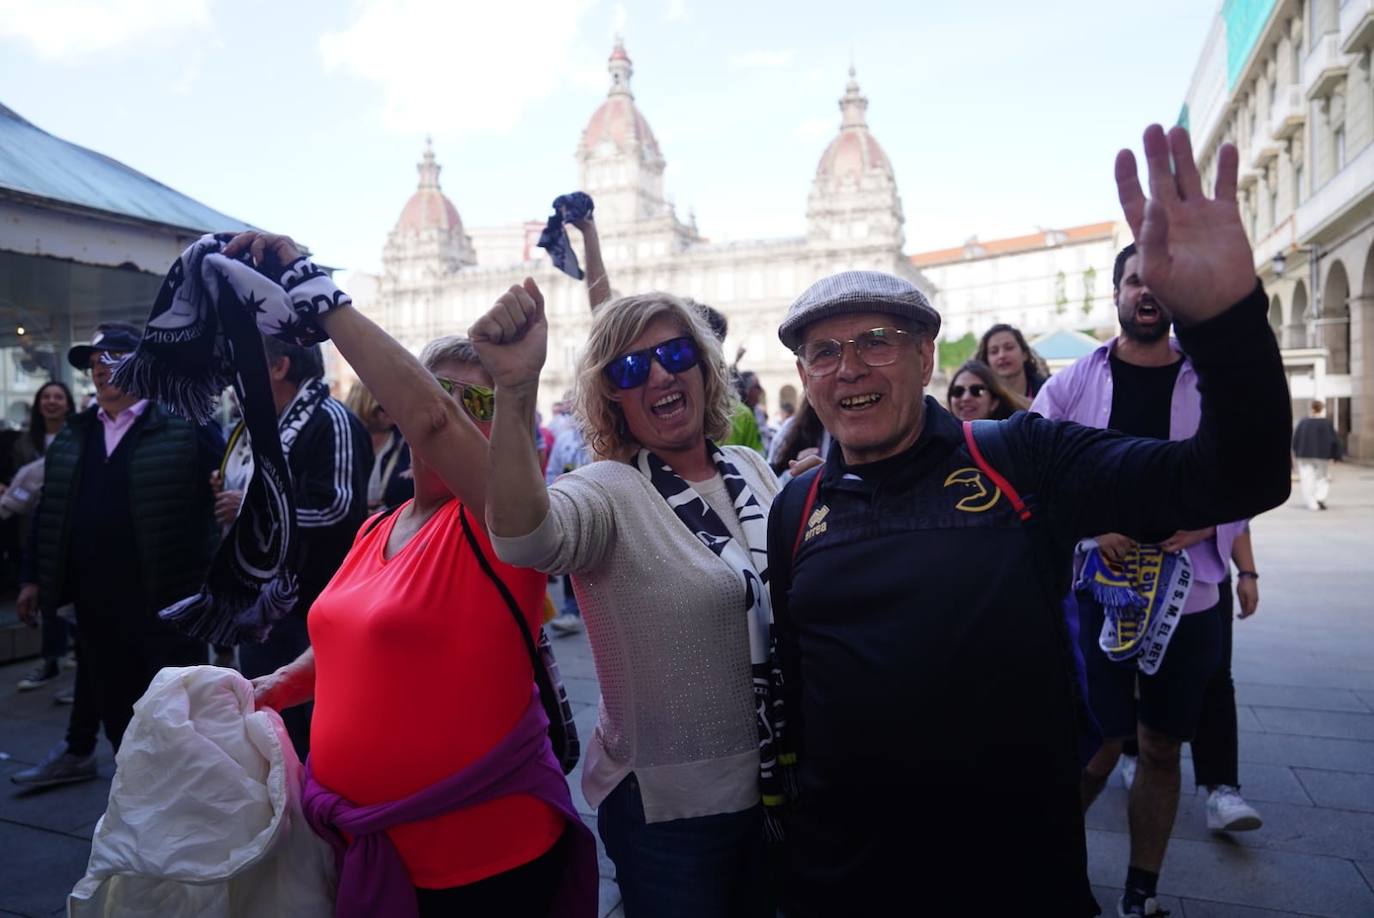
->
xmin=962 ymin=420 xmax=1031 ymax=522
xmin=789 ymin=467 xmax=826 ymax=561
xmin=359 ymin=503 xmax=401 ymax=538
xmin=456 ymin=506 xmax=570 ymax=760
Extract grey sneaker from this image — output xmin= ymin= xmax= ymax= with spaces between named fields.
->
xmin=10 ymin=744 xmax=97 ymax=788
xmin=54 ymin=688 xmax=75 ymax=705
xmin=16 ymin=660 xmax=59 ymax=691
xmin=549 ymin=613 xmax=584 ymax=635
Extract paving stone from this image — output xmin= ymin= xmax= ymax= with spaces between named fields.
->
xmin=0 ymin=819 xmax=91 ymax=918
xmin=1235 ymin=730 xmax=1374 ymax=774
xmin=1089 ymin=783 xmax=1374 ymax=862
xmin=1235 ymin=704 xmax=1265 ymax=732
xmin=1358 ymin=861 xmax=1374 ymax=895
xmin=1250 ymin=707 xmax=1374 ymax=741
xmin=1090 ymin=884 xmax=1183 ymax=915
xmin=1236 ymin=683 xmax=1370 ymax=714
xmin=0 ymin=714 xmax=76 ymax=766
xmin=1292 ymin=768 xmax=1374 ymax=814
xmin=0 ymin=760 xmax=113 ymax=834
xmin=1179 ymin=898 xmax=1321 ymax=917
xmin=1087 ymin=827 xmax=1374 ymax=916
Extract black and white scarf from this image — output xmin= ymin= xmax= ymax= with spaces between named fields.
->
xmin=111 ymin=234 xmax=348 ymax=645
xmin=635 ymin=441 xmax=795 ymax=836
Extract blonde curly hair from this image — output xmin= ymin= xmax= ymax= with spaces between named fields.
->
xmin=574 ymin=292 xmax=733 ymax=460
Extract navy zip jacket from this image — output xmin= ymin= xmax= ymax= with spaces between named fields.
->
xmin=766 ymin=284 xmax=1290 ymax=916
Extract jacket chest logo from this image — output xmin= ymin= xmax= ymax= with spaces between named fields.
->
xmin=804 ymin=503 xmax=830 ymax=542
xmin=943 ymin=467 xmax=1002 ymax=513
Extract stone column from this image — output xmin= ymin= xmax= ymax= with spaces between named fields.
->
xmin=1349 ymin=293 xmax=1374 ymax=460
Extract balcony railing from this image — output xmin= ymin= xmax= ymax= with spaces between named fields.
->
xmin=1270 ymin=84 xmax=1307 ymax=140
xmin=1304 ymin=33 xmax=1349 ymax=100
xmin=1341 ymin=0 xmax=1374 ymax=54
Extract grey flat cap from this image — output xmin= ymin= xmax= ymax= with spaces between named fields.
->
xmin=778 ymin=270 xmax=941 ymax=350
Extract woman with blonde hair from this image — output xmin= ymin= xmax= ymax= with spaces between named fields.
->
xmin=474 ymin=278 xmax=778 ymax=917
xmin=343 ymin=380 xmax=413 ymax=511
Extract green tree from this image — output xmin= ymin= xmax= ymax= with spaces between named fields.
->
xmin=1082 ymin=267 xmax=1098 ymax=317
xmin=1054 ymin=271 xmax=1068 ymax=315
xmin=939 ymin=331 xmax=978 ymax=370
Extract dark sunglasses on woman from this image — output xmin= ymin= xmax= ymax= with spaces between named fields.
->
xmin=949 ymin=384 xmax=988 ymax=399
xmin=603 ymin=336 xmax=701 ymax=390
xmin=435 ymin=376 xmax=496 ymax=422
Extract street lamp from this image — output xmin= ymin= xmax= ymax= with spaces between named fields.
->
xmin=1272 ymin=251 xmax=1287 ymax=277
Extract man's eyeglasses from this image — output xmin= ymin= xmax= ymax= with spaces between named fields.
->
xmin=435 ymin=377 xmax=495 ymax=423
xmin=796 ymin=327 xmax=911 ymax=378
xmin=949 ymin=384 xmax=988 ymax=399
xmin=603 ymin=336 xmax=700 ymax=390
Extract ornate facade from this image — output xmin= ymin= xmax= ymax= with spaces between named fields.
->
xmin=351 ymin=41 xmax=930 ymax=416
xmin=1180 ymin=0 xmax=1374 ymax=458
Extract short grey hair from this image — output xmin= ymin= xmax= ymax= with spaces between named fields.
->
xmin=419 ymin=336 xmax=480 ymax=373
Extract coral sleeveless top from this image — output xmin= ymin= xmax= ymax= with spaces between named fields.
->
xmin=309 ymin=499 xmax=563 ymax=889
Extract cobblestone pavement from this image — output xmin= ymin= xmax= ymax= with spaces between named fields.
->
xmin=3 ymin=465 xmax=1373 ymax=916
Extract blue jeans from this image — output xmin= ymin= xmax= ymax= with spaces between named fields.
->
xmin=598 ymin=774 xmax=772 ymax=918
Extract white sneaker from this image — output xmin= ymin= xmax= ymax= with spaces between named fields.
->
xmin=1206 ymin=785 xmax=1262 ymax=831
xmin=1119 ymin=755 xmax=1137 ymax=790
xmin=1117 ymin=895 xmax=1169 ymax=916
xmin=549 ymin=613 xmax=584 ymax=635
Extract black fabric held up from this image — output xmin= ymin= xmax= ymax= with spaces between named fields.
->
xmin=154 ymin=274 xmax=300 ymax=645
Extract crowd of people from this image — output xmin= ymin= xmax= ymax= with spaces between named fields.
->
xmin=0 ymin=124 xmax=1317 ymax=917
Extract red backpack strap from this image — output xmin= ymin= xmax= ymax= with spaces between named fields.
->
xmin=790 ymin=468 xmax=826 ymax=558
xmin=962 ymin=420 xmax=1031 ymax=522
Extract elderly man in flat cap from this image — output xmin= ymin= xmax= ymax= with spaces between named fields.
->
xmin=765 ymin=126 xmax=1292 ymax=917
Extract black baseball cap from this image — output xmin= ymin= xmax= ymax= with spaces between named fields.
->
xmin=67 ymin=322 xmax=142 ymax=370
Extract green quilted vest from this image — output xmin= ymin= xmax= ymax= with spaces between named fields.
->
xmin=37 ymin=405 xmax=214 ymax=615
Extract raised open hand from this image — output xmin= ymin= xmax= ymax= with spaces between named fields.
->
xmin=1116 ymin=125 xmax=1256 ymax=324
xmin=469 ymin=278 xmax=548 ymax=392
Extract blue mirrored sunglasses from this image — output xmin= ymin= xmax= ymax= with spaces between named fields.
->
xmin=603 ymin=336 xmax=701 ymax=390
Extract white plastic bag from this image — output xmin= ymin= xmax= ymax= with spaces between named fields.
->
xmin=68 ymin=665 xmax=336 ymax=917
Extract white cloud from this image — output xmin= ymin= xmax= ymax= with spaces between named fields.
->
xmin=0 ymin=0 xmax=211 ymax=60
xmin=664 ymin=0 xmax=686 ymax=22
xmin=612 ymin=2 xmax=628 ymax=34
xmin=171 ymin=60 xmax=201 ymax=96
xmin=729 ymin=49 xmax=795 ymax=70
xmin=319 ymin=0 xmax=596 ymax=135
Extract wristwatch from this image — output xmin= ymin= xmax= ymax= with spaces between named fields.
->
xmin=1236 ymin=570 xmax=1259 ymax=580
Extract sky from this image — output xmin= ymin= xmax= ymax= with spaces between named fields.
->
xmin=0 ymin=0 xmax=1218 ymax=282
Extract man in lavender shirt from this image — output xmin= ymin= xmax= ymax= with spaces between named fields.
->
xmin=1032 ymin=244 xmax=1259 ymax=916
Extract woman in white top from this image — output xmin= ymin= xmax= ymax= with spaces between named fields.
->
xmin=473 ymin=278 xmax=779 ymax=918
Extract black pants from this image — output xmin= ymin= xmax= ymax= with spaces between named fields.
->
xmin=1191 ymin=579 xmax=1239 ymax=788
xmin=66 ymin=606 xmax=205 ymax=757
xmin=39 ymin=604 xmax=71 ymax=664
xmin=1120 ymin=581 xmax=1240 ymax=789
xmin=414 ymin=830 xmax=564 ymax=918
xmin=239 ymin=613 xmax=312 ymax=762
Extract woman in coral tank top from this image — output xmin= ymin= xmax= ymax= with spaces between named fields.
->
xmin=235 ymin=232 xmax=595 ymax=918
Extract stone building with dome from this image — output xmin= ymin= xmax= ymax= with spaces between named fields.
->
xmin=350 ymin=40 xmax=929 ymax=416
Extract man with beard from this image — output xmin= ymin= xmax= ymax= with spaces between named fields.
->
xmin=1032 ymin=242 xmax=1255 ymax=916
